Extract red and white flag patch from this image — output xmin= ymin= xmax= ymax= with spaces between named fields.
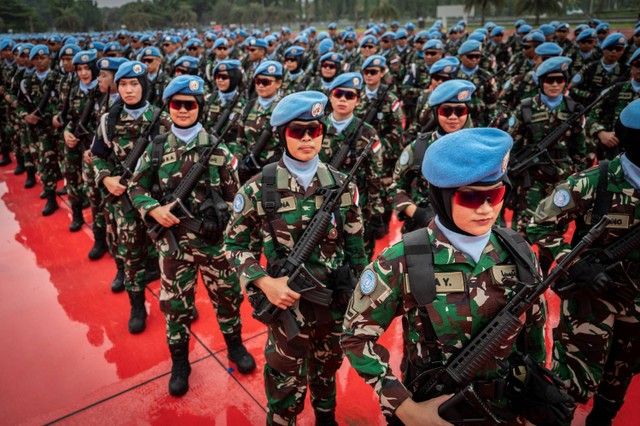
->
xmin=372 ymin=139 xmax=382 ymax=154
xmin=392 ymin=100 xmax=401 ymax=112
xmin=230 ymin=156 xmax=238 ymax=170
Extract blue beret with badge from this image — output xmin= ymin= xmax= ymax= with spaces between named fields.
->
xmin=601 ymin=33 xmax=626 ymax=50
xmin=596 ymin=22 xmax=611 ymax=32
xmin=29 ymin=44 xmax=50 ymax=61
xmin=557 ymin=23 xmax=570 ymax=31
xmin=253 ymin=60 xmax=283 ymax=78
xmin=522 ymin=30 xmax=545 ymax=44
xmin=140 ymin=46 xmax=162 ymax=58
xmin=424 ymin=39 xmax=444 ymax=51
xmin=318 ymin=39 xmax=334 ymax=56
xmin=249 ymin=38 xmax=268 ymax=49
xmin=115 ymin=60 xmax=147 ymax=83
xmin=213 ymin=38 xmax=229 ymax=49
xmin=104 ymin=41 xmax=122 ymax=53
xmin=576 ymin=28 xmax=597 ymax=42
xmin=185 ymin=38 xmax=202 ymax=49
xmin=328 ymin=22 xmax=338 ymax=30
xmin=484 ymin=21 xmax=495 ymax=29
xmin=320 ymin=52 xmax=344 ymax=65
xmin=329 ymin=72 xmax=363 ymax=91
xmin=362 ymin=54 xmax=386 ymax=70
xmin=270 ymin=91 xmax=328 ymax=127
xmin=17 ymin=43 xmax=33 ymax=56
xmin=162 ymin=75 xmax=205 ymax=101
xmin=628 ymin=48 xmax=640 ymax=65
xmin=535 ymin=42 xmax=563 ymax=56
xmin=294 ymin=35 xmax=308 ymax=44
xmin=174 ymin=55 xmax=199 ymax=70
xmin=491 ymin=26 xmax=505 ymax=37
xmin=359 ymin=35 xmax=378 ymax=47
xmin=430 ymin=57 xmax=461 ymax=75
xmin=620 ymin=99 xmax=640 ymax=130
xmin=72 ymin=49 xmax=97 ymax=65
xmin=458 ymin=40 xmax=481 ymax=55
xmin=381 ymin=31 xmax=395 ymax=41
xmin=213 ymin=59 xmax=241 ymax=75
xmin=342 ymin=31 xmax=357 ymax=42
xmin=47 ymin=34 xmax=61 ymax=43
xmin=536 ymin=56 xmax=572 ymax=78
xmin=88 ymin=41 xmax=104 ymax=52
xmin=517 ymin=24 xmax=532 ymax=34
xmin=538 ymin=24 xmax=555 ymax=36
xmin=116 ymin=29 xmax=130 ymax=38
xmin=423 ymin=128 xmax=513 ymax=188
xmin=284 ymin=46 xmax=304 ymax=57
xmin=395 ymin=29 xmax=408 ymax=39
xmin=515 ymin=19 xmax=527 ymax=28
xmin=60 ymin=44 xmax=81 ymax=58
xmin=0 ymin=39 xmax=15 ymax=51
xmin=428 ymin=79 xmax=476 ymax=106
xmin=467 ymin=32 xmax=485 ymax=42
xmin=97 ymin=56 xmax=127 ymax=71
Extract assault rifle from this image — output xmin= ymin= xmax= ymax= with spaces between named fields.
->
xmin=402 ymin=216 xmax=611 ymax=425
xmin=238 ymin=122 xmax=274 ymax=182
xmin=73 ymin=87 xmax=100 ymax=149
xmin=509 ymin=82 xmax=625 ymax=187
xmin=250 ymin=135 xmax=380 ymax=341
xmin=57 ymin=73 xmax=74 ymax=127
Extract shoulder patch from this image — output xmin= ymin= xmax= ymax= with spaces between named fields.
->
xmin=508 ymin=116 xmax=515 ymax=127
xmin=572 ymin=74 xmax=582 ymax=84
xmin=399 ymin=150 xmax=410 ymax=166
xmin=552 ymin=189 xmax=571 ymax=208
xmin=233 ymin=193 xmax=245 ymax=213
xmin=360 ymin=269 xmax=377 ymax=295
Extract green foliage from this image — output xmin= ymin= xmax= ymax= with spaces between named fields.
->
xmin=369 ymin=2 xmax=399 ymax=21
xmin=516 ymin=0 xmax=563 ymax=25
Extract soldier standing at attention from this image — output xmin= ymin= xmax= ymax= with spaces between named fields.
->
xmin=527 ymin=99 xmax=640 ymax=426
xmin=140 ymin=46 xmax=169 ymax=109
xmin=342 ymin=128 xmax=572 ymax=425
xmin=225 ymin=91 xmax=367 ymax=425
xmin=130 ymin=75 xmax=255 ymax=397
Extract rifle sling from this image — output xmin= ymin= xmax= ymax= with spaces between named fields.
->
xmin=591 ymin=160 xmax=612 ymax=225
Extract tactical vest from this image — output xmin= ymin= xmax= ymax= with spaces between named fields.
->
xmin=521 ymin=96 xmax=578 ymax=158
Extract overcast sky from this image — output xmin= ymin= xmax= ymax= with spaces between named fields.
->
xmin=95 ymin=0 xmax=135 ymax=7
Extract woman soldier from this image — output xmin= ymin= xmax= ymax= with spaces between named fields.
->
xmin=130 ymin=75 xmax=255 ymax=397
xmin=306 ymin=52 xmax=344 ymax=95
xmin=225 ymin=91 xmax=367 ymax=424
xmin=390 ymin=79 xmax=475 ymax=234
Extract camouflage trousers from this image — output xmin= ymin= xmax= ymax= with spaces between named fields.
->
xmin=264 ymin=302 xmax=345 ymax=425
xmin=552 ymin=295 xmax=640 ymax=405
xmin=63 ymin=143 xmax=85 ymax=206
xmin=31 ymin=127 xmax=60 ymax=191
xmin=103 ymin=193 xmax=149 ymax=291
xmin=157 ymin=230 xmax=242 ymax=346
xmin=20 ymin=124 xmax=36 ymax=168
xmin=83 ymin=155 xmax=106 ymax=230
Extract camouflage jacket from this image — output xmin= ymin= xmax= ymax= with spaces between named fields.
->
xmin=505 ymin=52 xmax=534 ymax=82
xmin=62 ymin=81 xmax=101 ymax=147
xmin=319 ymin=116 xmax=385 ymax=220
xmin=566 ymin=48 xmax=601 ymax=77
xmin=281 ymin=70 xmax=309 ymax=97
xmin=147 ymin=72 xmax=171 ymax=108
xmin=203 ymin=89 xmax=246 ymax=156
xmin=501 ymin=71 xmax=539 ymax=111
xmin=455 ymin=67 xmax=499 ymax=127
xmin=20 ymin=68 xmax=60 ymax=125
xmin=341 ymin=221 xmax=546 ymax=417
xmin=570 ymin=60 xmax=627 ymax=106
xmin=586 ymin=80 xmax=640 ymax=138
xmin=224 ymin=160 xmax=367 ymax=290
xmin=236 ymin=95 xmax=281 ymax=165
xmin=341 ymin=49 xmax=361 ymax=73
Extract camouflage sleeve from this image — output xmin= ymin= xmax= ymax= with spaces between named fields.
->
xmin=217 ymin=142 xmax=240 ymax=203
xmin=388 ymin=92 xmax=405 ymax=157
xmin=341 ymin=245 xmax=412 ymax=417
xmin=234 ymin=121 xmax=249 ymax=160
xmin=524 ymin=250 xmax=548 ymax=365
xmin=362 ymin=125 xmax=385 ymax=218
xmin=225 ymin=99 xmax=246 ymax=157
xmin=129 ymin=143 xmax=161 ymax=220
xmin=483 ymin=73 xmax=499 ymax=107
xmin=391 ymin=141 xmax=416 ymax=216
xmin=585 ymin=96 xmax=609 ymax=138
xmin=343 ymin=181 xmax=368 ymax=273
xmin=507 ymin=104 xmax=525 ymax=149
xmin=224 ymin=183 xmax=268 ymax=290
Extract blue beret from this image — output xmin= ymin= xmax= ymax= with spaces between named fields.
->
xmin=251 ymin=30 xmax=263 ymax=38
xmin=204 ymin=32 xmax=216 ymax=42
xmin=29 ymin=44 xmax=50 ymax=61
xmin=395 ymin=29 xmax=408 ymax=39
xmin=522 ymin=30 xmax=545 ymax=44
xmin=381 ymin=31 xmax=396 ymax=41
xmin=185 ymin=38 xmax=202 ymax=48
xmin=66 ymin=37 xmax=79 ymax=46
xmin=596 ymin=22 xmax=610 ymax=32
xmin=407 ymin=23 xmax=415 ymax=31
xmin=391 ymin=21 xmax=400 ymax=27
xmin=601 ymin=33 xmax=626 ymax=50
xmin=104 ymin=41 xmax=121 ymax=53
xmin=329 ymin=72 xmax=363 ymax=91
xmin=575 ymin=24 xmax=588 ymax=33
xmin=213 ymin=59 xmax=241 ymax=75
xmin=271 ymin=91 xmax=327 ymax=127
xmin=556 ymin=23 xmax=570 ymax=30
xmin=359 ymin=35 xmax=378 ymax=47
xmin=484 ymin=21 xmax=496 ymax=29
xmin=308 ymin=27 xmax=317 ymax=33
xmin=294 ymin=35 xmax=308 ymax=44
xmin=424 ymin=39 xmax=444 ymax=51
xmin=97 ymin=56 xmax=127 ymax=71
xmin=458 ymin=40 xmax=481 ymax=55
xmin=590 ymin=18 xmax=602 ymax=26
xmin=577 ymin=28 xmax=597 ymax=41
xmin=114 ymin=61 xmax=147 ymax=83
xmin=549 ymin=21 xmax=559 ymax=27
xmin=89 ymin=41 xmax=105 ymax=52
xmin=253 ymin=60 xmax=283 ymax=78
xmin=467 ymin=32 xmax=485 ymax=42
xmin=237 ymin=29 xmax=249 ymax=37
xmin=415 ymin=31 xmax=429 ymax=40
xmin=316 ymin=32 xmax=329 ymax=42
xmin=60 ymin=44 xmax=81 ymax=57
xmin=0 ymin=39 xmax=15 ymax=51
xmin=284 ymin=46 xmax=305 ymax=57
xmin=116 ymin=29 xmax=130 ymax=38
xmin=535 ymin=57 xmax=572 ymax=78
xmin=620 ymin=99 xmax=640 ymax=130
xmin=515 ymin=19 xmax=527 ymax=28
xmin=628 ymin=48 xmax=640 ymax=65
xmin=362 ymin=55 xmax=386 ymax=69
xmin=320 ymin=52 xmax=344 ymax=64
xmin=328 ymin=22 xmax=338 ymax=30
xmin=72 ymin=49 xmax=97 ymax=65
xmin=430 ymin=57 xmax=460 ymax=75
xmin=279 ymin=27 xmax=290 ymax=35
xmin=428 ymin=30 xmax=443 ymax=40
xmin=346 ymin=25 xmax=355 ymax=32
xmin=318 ymin=39 xmax=334 ymax=56
xmin=518 ymin=24 xmax=532 ymax=34
xmin=342 ymin=31 xmax=357 ymax=42
xmin=457 ymin=19 xmax=467 ymax=26
xmin=162 ymin=75 xmax=205 ymax=101
xmin=265 ymin=35 xmax=277 ymax=44
xmin=47 ymin=35 xmax=61 ymax=43
xmin=428 ymin=79 xmax=476 ymax=106
xmin=140 ymin=46 xmax=162 ymax=58
xmin=475 ymin=28 xmax=488 ymax=35
xmin=491 ymin=26 xmax=505 ymax=37
xmin=174 ymin=56 xmax=199 ymax=70
xmin=423 ymin=128 xmax=513 ymax=188
xmin=535 ymin=42 xmax=563 ymax=56
xmin=538 ymin=24 xmax=555 ymax=36
xmin=249 ymin=38 xmax=268 ymax=49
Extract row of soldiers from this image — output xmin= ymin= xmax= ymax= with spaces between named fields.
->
xmin=0 ymin=16 xmax=639 ymax=425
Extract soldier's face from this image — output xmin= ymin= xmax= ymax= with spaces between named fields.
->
xmin=451 ymin=182 xmax=505 ymax=235
xmin=33 ymin=55 xmax=51 ymax=72
xmin=61 ymin=56 xmax=74 ymax=73
xmin=578 ymin=39 xmax=595 ymax=52
xmin=363 ymin=67 xmax=383 ymax=87
xmin=541 ymin=73 xmax=566 ymax=97
xmin=320 ymin=61 xmax=337 ymax=78
xmin=163 ymin=42 xmax=177 ymax=55
xmin=76 ymin=64 xmax=93 ymax=84
xmin=141 ymin=57 xmax=160 ymax=74
xmin=254 ymin=76 xmax=281 ymax=97
xmin=424 ymin=50 xmax=442 ymax=66
xmin=555 ymin=29 xmax=568 ymax=41
xmin=98 ymin=70 xmax=115 ymax=94
xmin=118 ymin=78 xmax=143 ymax=105
xmin=215 ymin=46 xmax=228 ymax=60
xmin=437 ymin=102 xmax=468 ymax=133
xmin=215 ymin=72 xmax=230 ymax=91
xmin=630 ymin=60 xmax=640 ymax=82
xmin=169 ymin=94 xmax=199 ymax=127
xmin=1 ymin=48 xmax=11 ymax=60
xmin=284 ymin=120 xmax=324 ymax=162
xmin=603 ymin=45 xmax=624 ymax=64
xmin=330 ymin=88 xmax=358 ymax=118
xmin=460 ymin=52 xmax=480 ymax=69
xmin=249 ymin=47 xmax=265 ymax=61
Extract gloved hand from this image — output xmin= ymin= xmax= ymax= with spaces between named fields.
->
xmin=554 ymin=260 xmax=613 ymax=298
xmin=329 ymin=265 xmax=357 ymax=310
xmin=367 ymin=216 xmax=386 ymax=240
xmin=237 ymin=158 xmax=255 ymax=182
xmin=506 ymin=354 xmax=574 ymax=426
xmin=411 ymin=206 xmax=433 ymax=228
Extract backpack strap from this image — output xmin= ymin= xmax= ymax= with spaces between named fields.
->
xmin=492 ymin=227 xmax=540 ymax=285
xmin=412 ymin=133 xmax=430 ymax=173
xmin=260 ymin=162 xmax=286 ymax=258
xmin=591 ymin=160 xmax=613 ymax=225
xmin=521 ymin=97 xmax=533 ymax=127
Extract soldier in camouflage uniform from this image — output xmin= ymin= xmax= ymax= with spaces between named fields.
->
xmin=92 ymin=61 xmax=169 ymax=331
xmin=340 ymin=32 xmax=360 ymax=73
xmin=203 ymin=38 xmax=230 ymax=89
xmin=504 ymin=28 xmax=541 ymax=83
xmin=566 ymin=29 xmax=601 ymax=77
xmin=20 ymin=44 xmax=61 ymax=216
xmin=342 ymin=128 xmax=568 ymax=425
xmin=391 ymin=80 xmax=476 ymax=235
xmin=281 ymin=46 xmax=308 ymax=97
xmin=527 ymin=99 xmax=640 ymax=426
xmin=485 ymin=26 xmax=511 ymax=73
xmin=306 ymin=52 xmax=343 ymax=95
xmin=379 ymin=32 xmax=405 ymax=88
xmin=1 ymin=39 xmax=18 ymax=170
xmin=160 ymin=35 xmax=180 ymax=75
xmin=203 ymin=59 xmax=245 ymax=146
xmin=621 ymin=26 xmax=640 ymax=65
xmin=130 ymin=75 xmax=255 ymax=397
xmin=554 ymin=23 xmax=573 ymax=52
xmin=140 ymin=47 xmax=170 ymax=108
xmin=225 ymin=91 xmax=367 ymax=425
xmin=508 ymin=57 xmax=587 ymax=251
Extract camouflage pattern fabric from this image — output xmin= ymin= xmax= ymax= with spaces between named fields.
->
xmin=454 ymin=67 xmax=499 ymax=127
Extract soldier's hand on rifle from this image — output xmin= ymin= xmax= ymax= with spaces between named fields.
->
xmin=83 ymin=150 xmax=93 ymax=165
xmin=395 ymin=395 xmax=454 ymax=426
xmin=24 ymin=112 xmax=41 ymax=125
xmin=148 ymin=201 xmax=181 ymax=228
xmin=254 ymin=275 xmax=301 ymax=310
xmin=102 ymin=175 xmax=127 ymax=197
xmin=597 ymin=130 xmax=619 ymax=148
xmin=52 ymin=114 xmax=63 ymax=128
xmin=64 ymin=130 xmax=79 ymax=148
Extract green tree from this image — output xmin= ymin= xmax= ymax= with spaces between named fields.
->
xmin=0 ymin=0 xmax=41 ymax=32
xmin=54 ymin=7 xmax=82 ymax=31
xmin=173 ymin=2 xmax=197 ymax=26
xmin=465 ymin=0 xmax=505 ymax=26
xmin=369 ymin=1 xmax=399 ymax=21
xmin=516 ymin=0 xmax=563 ymax=25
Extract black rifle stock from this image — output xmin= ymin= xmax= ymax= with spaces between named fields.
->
xmin=328 ymin=118 xmax=367 ymax=170
xmin=251 ymin=135 xmax=380 ymax=341
xmin=403 ymin=216 xmax=611 ymax=424
xmin=73 ymin=87 xmax=99 ymax=148
xmin=239 ymin=123 xmax=274 ymax=180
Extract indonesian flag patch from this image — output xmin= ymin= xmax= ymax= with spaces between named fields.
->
xmin=392 ymin=100 xmax=401 ymax=112
xmin=372 ymin=139 xmax=382 ymax=154
xmin=230 ymin=156 xmax=238 ymax=170
xmin=353 ymin=185 xmax=359 ymax=206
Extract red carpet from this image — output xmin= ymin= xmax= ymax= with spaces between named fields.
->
xmin=0 ymin=162 xmax=637 ymax=425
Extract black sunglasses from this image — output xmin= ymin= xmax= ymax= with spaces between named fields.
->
xmin=605 ymin=45 xmax=624 ymax=52
xmin=438 ymin=105 xmax=468 ymax=117
xmin=543 ymin=75 xmax=566 ymax=85
xmin=332 ymin=88 xmax=358 ymax=100
xmin=465 ymin=54 xmax=481 ymax=60
xmin=169 ymin=99 xmax=198 ymax=111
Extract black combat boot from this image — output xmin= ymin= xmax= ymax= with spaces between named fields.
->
xmin=111 ymin=259 xmax=125 ymax=293
xmin=56 ymin=185 xmax=67 ymax=196
xmin=14 ymin=155 xmax=25 ymax=175
xmin=24 ymin=167 xmax=36 ymax=188
xmin=88 ymin=226 xmax=108 ymax=260
xmin=315 ymin=410 xmax=337 ymax=426
xmin=585 ymin=394 xmax=623 ymax=426
xmin=0 ymin=147 xmax=12 ymax=166
xmin=41 ymin=190 xmax=59 ymax=216
xmin=144 ymin=255 xmax=161 ymax=283
xmin=168 ymin=341 xmax=191 ymax=396
xmin=40 ymin=190 xmax=47 ymax=199
xmin=69 ymin=204 xmax=84 ymax=232
xmin=223 ymin=331 xmax=256 ymax=374
xmin=127 ymin=291 xmax=147 ymax=334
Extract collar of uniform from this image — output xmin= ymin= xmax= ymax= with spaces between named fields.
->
xmin=274 ymin=160 xmax=333 ymax=195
